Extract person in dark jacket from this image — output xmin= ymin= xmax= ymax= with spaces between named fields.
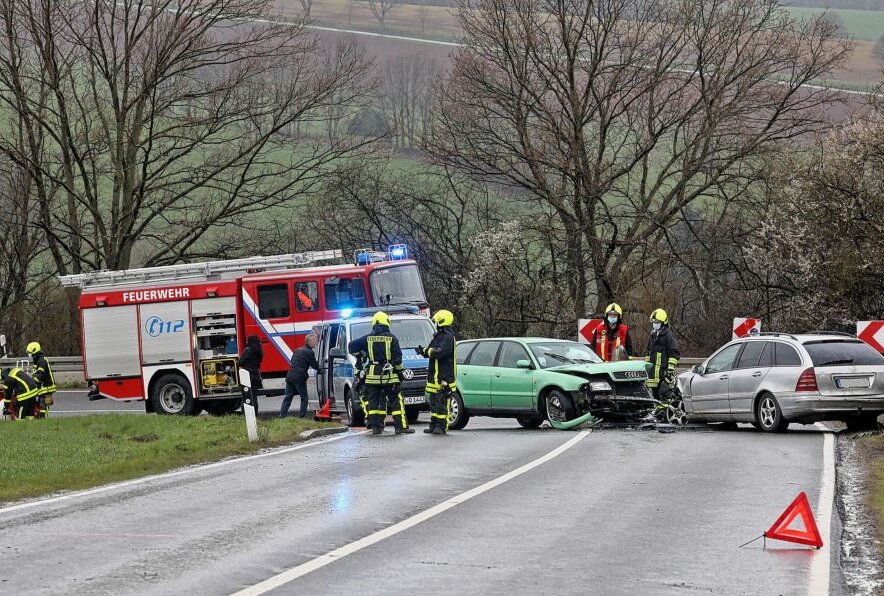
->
xmin=348 ymin=312 xmax=414 ymax=435
xmin=417 ymin=309 xmax=457 ymax=435
xmin=239 ymin=335 xmax=264 ymax=388
xmin=646 ymin=308 xmax=681 ymax=400
xmin=1 ymin=367 xmax=40 ymax=420
xmin=280 ymin=334 xmax=320 ymax=418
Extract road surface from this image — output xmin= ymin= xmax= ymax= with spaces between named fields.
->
xmin=0 ymin=399 xmax=844 ymax=595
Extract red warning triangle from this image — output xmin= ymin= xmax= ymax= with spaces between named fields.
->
xmin=765 ymin=491 xmax=823 ymax=549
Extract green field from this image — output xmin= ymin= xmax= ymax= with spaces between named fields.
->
xmin=0 ymin=414 xmax=339 ymax=502
xmin=787 ymin=7 xmax=884 ymax=41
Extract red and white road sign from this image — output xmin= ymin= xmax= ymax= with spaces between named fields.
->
xmin=578 ymin=319 xmax=602 ymax=345
xmin=733 ymin=317 xmax=761 ymax=340
xmin=857 ymin=321 xmax=884 ymax=353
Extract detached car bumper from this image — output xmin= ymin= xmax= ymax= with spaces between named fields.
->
xmin=778 ymin=392 xmax=884 ymax=421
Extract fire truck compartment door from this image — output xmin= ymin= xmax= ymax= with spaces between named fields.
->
xmin=191 ymin=297 xmax=236 ymax=317
xmin=83 ymin=305 xmax=141 ymax=378
xmin=139 ymin=301 xmax=192 ymax=365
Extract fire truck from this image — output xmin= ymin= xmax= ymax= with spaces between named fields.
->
xmin=58 ymin=246 xmax=429 ymax=415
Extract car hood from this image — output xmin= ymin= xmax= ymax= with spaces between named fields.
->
xmin=546 ymin=361 xmax=648 ymax=381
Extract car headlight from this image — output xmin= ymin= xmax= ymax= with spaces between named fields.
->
xmin=589 ymin=381 xmax=612 ymax=393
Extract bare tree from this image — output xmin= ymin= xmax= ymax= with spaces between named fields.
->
xmin=0 ymin=0 xmax=377 ymax=274
xmin=380 ymin=54 xmax=440 ymax=148
xmin=427 ymin=0 xmax=851 ymax=320
xmin=875 ymin=34 xmax=884 ymax=66
xmin=300 ymin=0 xmax=315 ymax=17
xmin=418 ymin=0 xmax=431 ymax=33
xmin=363 ymin=0 xmax=399 ymax=32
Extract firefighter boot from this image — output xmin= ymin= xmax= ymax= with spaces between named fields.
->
xmin=423 ymin=419 xmax=436 ymax=434
xmin=395 ymin=426 xmax=415 ymax=434
xmin=432 ymin=426 xmax=447 ymax=435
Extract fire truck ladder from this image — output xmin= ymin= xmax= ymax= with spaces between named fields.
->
xmin=57 ymin=250 xmax=344 ymax=289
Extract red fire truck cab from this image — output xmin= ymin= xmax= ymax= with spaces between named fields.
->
xmin=59 ymin=247 xmax=429 ymax=415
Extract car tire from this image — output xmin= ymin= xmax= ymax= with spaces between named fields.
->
xmin=405 ymin=405 xmax=421 ymax=424
xmin=346 ymin=389 xmax=365 ymax=427
xmin=448 ymin=390 xmax=469 ymax=430
xmin=516 ymin=416 xmax=544 ymax=429
xmin=755 ymin=393 xmax=788 ymax=433
xmin=151 ymin=374 xmax=198 ymax=416
xmin=544 ymin=389 xmax=576 ymax=423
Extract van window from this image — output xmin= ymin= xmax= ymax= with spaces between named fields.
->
xmin=325 ymin=277 xmax=368 ymax=311
xmin=294 ymin=281 xmax=318 ymax=313
xmin=257 ymin=284 xmax=290 ymax=319
xmin=804 ymin=340 xmax=884 ymax=367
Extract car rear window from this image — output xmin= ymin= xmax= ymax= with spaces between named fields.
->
xmin=803 ymin=341 xmax=884 ymax=367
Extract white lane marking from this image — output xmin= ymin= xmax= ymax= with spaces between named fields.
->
xmin=810 ymin=423 xmax=835 ymax=595
xmin=0 ymin=431 xmax=364 ymax=516
xmin=231 ymin=430 xmax=591 ymax=596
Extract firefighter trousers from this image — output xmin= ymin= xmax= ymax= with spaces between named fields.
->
xmin=364 ymin=384 xmax=408 ymax=431
xmin=426 ymin=390 xmax=451 ymax=431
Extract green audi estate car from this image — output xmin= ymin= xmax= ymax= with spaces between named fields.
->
xmin=450 ymin=338 xmax=654 ymax=430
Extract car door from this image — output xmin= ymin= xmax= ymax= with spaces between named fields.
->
xmin=457 ymin=340 xmax=499 ymax=408
xmin=490 ymin=341 xmax=535 ymax=409
xmin=688 ymin=343 xmax=743 ymax=419
xmin=726 ymin=340 xmax=771 ymax=419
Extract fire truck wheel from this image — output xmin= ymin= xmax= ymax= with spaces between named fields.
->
xmin=151 ymin=374 xmax=198 ymax=416
xmin=345 ymin=389 xmax=365 ymax=427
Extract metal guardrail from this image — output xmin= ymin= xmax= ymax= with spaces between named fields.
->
xmin=0 ymin=356 xmax=85 ymax=373
xmin=0 ymin=355 xmax=709 ymax=375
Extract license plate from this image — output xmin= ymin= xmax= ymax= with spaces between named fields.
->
xmin=403 ymin=396 xmax=425 ymax=405
xmin=835 ymin=377 xmax=871 ymax=389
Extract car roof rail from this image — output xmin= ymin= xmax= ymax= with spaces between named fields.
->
xmin=802 ymin=330 xmax=856 ymax=338
xmin=757 ymin=332 xmax=798 ymax=340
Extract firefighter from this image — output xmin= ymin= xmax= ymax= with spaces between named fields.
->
xmin=1 ymin=367 xmax=40 ymax=420
xmin=27 ymin=341 xmax=56 ymax=416
xmin=416 ymin=309 xmax=457 ymax=435
xmin=646 ymin=308 xmax=681 ymax=400
xmin=590 ymin=303 xmax=635 ymax=362
xmin=347 ymin=312 xmax=415 ymax=435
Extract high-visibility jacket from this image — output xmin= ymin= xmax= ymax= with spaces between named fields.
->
xmin=2 ymin=368 xmax=40 ymax=403
xmin=425 ymin=327 xmax=457 ymax=393
xmin=348 ymin=325 xmax=405 ymax=386
xmin=590 ymin=323 xmax=634 ymax=362
xmin=646 ymin=326 xmax=680 ymax=387
xmin=32 ymin=352 xmax=57 ymax=396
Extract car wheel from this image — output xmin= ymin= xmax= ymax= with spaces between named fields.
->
xmin=346 ymin=389 xmax=365 ymax=427
xmin=448 ymin=391 xmax=470 ymax=430
xmin=755 ymin=393 xmax=788 ymax=433
xmin=406 ymin=405 xmax=421 ymax=424
xmin=516 ymin=416 xmax=544 ymax=429
xmin=663 ymin=398 xmax=688 ymax=425
xmin=544 ymin=389 xmax=576 ymax=423
xmin=151 ymin=374 xmax=198 ymax=416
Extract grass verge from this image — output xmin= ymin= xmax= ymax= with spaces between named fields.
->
xmin=856 ymin=434 xmax=884 ymax=549
xmin=0 ymin=414 xmax=341 ymax=502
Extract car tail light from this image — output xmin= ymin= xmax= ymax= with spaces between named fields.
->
xmin=795 ymin=368 xmax=818 ymax=392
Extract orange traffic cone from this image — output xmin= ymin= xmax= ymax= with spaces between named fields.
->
xmin=314 ymin=399 xmax=341 ymax=423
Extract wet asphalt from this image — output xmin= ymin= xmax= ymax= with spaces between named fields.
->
xmin=1 ymin=393 xmax=844 ymax=595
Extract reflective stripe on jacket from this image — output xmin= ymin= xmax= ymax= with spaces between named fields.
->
xmin=646 ymin=326 xmax=680 ymax=388
xmin=591 ymin=323 xmax=633 ymax=362
xmin=348 ymin=326 xmax=405 ymax=386
xmin=3 ymin=368 xmax=40 ymax=401
xmin=33 ymin=353 xmax=57 ymax=395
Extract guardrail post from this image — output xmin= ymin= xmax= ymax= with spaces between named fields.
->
xmin=239 ymin=370 xmax=259 ymax=443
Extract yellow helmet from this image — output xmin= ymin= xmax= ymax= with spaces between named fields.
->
xmin=605 ymin=303 xmax=623 ymax=317
xmin=26 ymin=341 xmax=41 ymax=355
xmin=650 ymin=308 xmax=668 ymax=325
xmin=372 ymin=311 xmax=391 ymax=327
xmin=432 ymin=309 xmax=454 ymax=327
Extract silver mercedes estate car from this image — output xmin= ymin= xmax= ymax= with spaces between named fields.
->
xmin=677 ymin=333 xmax=884 ymax=432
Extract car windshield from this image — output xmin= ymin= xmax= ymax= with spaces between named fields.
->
xmin=351 ymin=319 xmax=435 ymax=349
xmin=529 ymin=342 xmax=602 ymax=368
xmin=370 ymin=264 xmax=426 ymax=306
xmin=804 ymin=340 xmax=884 ymax=367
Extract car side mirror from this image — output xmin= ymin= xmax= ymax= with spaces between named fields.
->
xmin=692 ymin=364 xmax=705 ymax=375
xmin=516 ymin=359 xmax=532 ymax=369
xmin=329 ymin=347 xmax=346 ymax=360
